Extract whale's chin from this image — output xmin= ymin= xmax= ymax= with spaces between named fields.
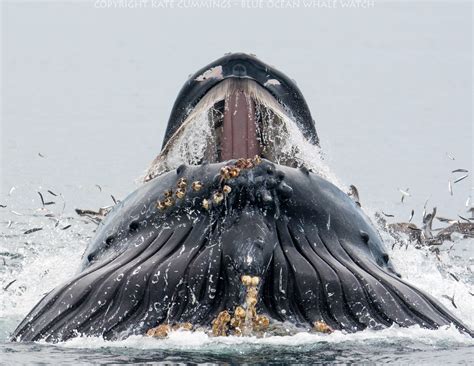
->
xmin=144 ymin=78 xmax=308 ymax=181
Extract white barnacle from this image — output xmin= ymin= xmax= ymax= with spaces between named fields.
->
xmin=264 ymin=79 xmax=281 ymax=87
xmin=194 ymin=65 xmax=223 ymax=82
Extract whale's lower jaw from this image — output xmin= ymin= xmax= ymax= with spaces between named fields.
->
xmin=11 ymin=160 xmax=473 ymax=342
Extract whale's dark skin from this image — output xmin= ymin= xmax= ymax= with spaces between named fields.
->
xmin=11 ymin=54 xmax=473 ymax=342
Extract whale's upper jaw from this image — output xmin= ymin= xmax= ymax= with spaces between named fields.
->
xmin=144 ymin=53 xmax=319 ymax=181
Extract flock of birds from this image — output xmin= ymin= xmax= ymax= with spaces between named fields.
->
xmin=346 ymin=152 xmax=472 ymax=250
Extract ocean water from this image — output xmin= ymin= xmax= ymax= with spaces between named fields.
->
xmin=1 ymin=0 xmax=473 ymax=364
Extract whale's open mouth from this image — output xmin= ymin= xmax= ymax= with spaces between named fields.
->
xmin=145 ymin=79 xmax=309 ymax=181
xmin=143 ymin=53 xmax=321 ymax=182
xmin=215 ymin=80 xmax=261 ymax=161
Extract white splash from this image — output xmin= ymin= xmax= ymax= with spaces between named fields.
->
xmin=0 ymin=212 xmax=90 ymax=319
xmin=55 ymin=325 xmax=473 ymax=350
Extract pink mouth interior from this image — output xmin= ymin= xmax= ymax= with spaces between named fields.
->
xmin=221 ymin=89 xmax=262 ymax=160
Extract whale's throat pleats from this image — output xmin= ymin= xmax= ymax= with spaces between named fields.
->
xmin=11 ymin=162 xmax=473 ymax=341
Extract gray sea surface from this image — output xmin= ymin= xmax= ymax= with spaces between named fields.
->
xmin=1 ymin=0 xmax=473 ymax=364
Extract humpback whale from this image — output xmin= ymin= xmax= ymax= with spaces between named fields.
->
xmin=12 ymin=53 xmax=473 ymax=342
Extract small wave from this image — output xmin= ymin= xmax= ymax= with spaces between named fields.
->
xmin=56 ymin=325 xmax=474 ymax=351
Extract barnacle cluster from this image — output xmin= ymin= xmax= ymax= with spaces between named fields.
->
xmin=146 ymin=322 xmax=193 ymax=338
xmin=202 ymin=155 xmax=262 ymax=210
xmin=156 ymin=176 xmax=203 ymax=210
xmin=154 ymin=156 xmax=294 ymax=218
xmin=146 ymin=274 xmax=270 ymax=339
xmin=211 ymin=275 xmax=269 ymax=337
xmin=312 ymin=321 xmax=333 ymax=334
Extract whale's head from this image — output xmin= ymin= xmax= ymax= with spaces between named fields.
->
xmin=145 ymin=53 xmax=319 ymax=181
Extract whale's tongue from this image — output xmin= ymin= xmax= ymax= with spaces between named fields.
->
xmin=221 ymin=89 xmax=261 ymax=160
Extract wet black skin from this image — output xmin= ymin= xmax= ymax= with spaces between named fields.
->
xmin=11 ymin=54 xmax=473 ymax=342
xmin=220 ymin=206 xmax=277 ymax=308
